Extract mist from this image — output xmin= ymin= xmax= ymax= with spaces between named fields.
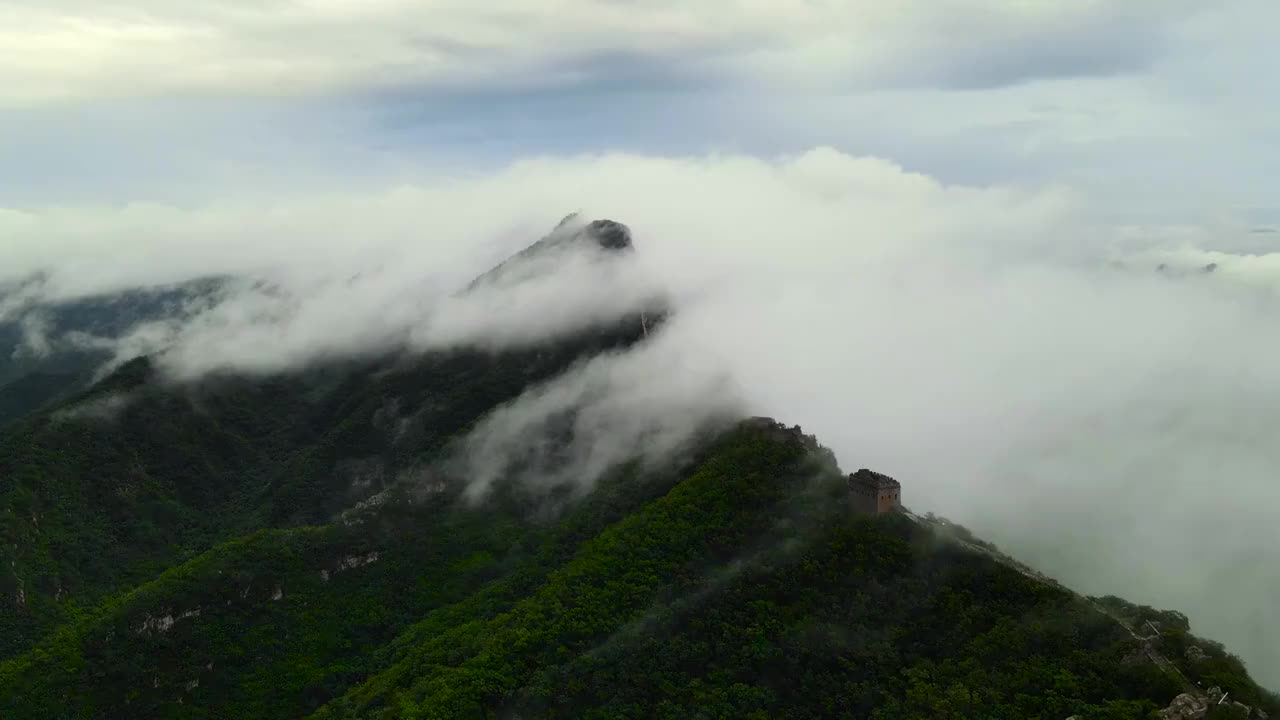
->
xmin=453 ymin=335 xmax=743 ymax=506
xmin=4 ymin=147 xmax=1279 ymax=687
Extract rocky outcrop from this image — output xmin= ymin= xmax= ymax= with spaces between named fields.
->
xmin=1159 ymin=692 xmax=1208 ymax=719
xmin=135 ymin=608 xmax=201 ymax=635
xmin=578 ymin=219 xmax=632 ymax=251
xmin=1158 ymin=686 xmax=1265 ymax=720
xmin=464 ymin=214 xmax=635 ymax=292
xmin=547 ymin=213 xmax=632 ymax=251
xmin=336 ymin=551 xmax=379 ymax=572
xmin=319 ymin=551 xmax=382 ymax=582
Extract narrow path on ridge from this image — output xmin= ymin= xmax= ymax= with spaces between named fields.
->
xmin=900 ymin=509 xmax=1201 ymax=697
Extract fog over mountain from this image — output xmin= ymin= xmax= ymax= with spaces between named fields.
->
xmin=5 ymin=0 xmax=1280 ymax=698
xmin=4 ymin=148 xmax=1279 ymax=686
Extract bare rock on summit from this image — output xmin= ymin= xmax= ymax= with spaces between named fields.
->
xmin=543 ymin=213 xmax=633 ymax=252
xmin=579 ymin=218 xmax=632 ymax=250
xmin=464 ymin=214 xmax=634 ymax=292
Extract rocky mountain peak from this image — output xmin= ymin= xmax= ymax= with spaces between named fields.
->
xmin=464 ymin=213 xmax=635 ymax=292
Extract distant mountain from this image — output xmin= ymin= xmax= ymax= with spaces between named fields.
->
xmin=465 ymin=213 xmax=635 ymax=292
xmin=0 ymin=277 xmax=225 ymax=426
xmin=0 ymin=216 xmax=655 ymax=656
xmin=0 ymin=218 xmax=1274 ymax=720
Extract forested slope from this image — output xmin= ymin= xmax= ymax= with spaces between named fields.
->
xmin=0 ymin=217 xmax=655 ymax=657
xmin=1 ymin=217 xmax=1275 ymax=719
xmin=4 ymin=418 xmax=1276 ymax=719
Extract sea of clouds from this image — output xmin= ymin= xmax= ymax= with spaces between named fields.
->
xmin=3 ymin=147 xmax=1278 ymax=685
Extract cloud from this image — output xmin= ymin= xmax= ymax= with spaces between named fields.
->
xmin=1 ymin=147 xmax=1085 ymax=373
xmin=5 ymin=146 xmax=1280 ymax=687
xmin=4 ymin=0 xmax=1278 ymax=693
xmin=49 ymin=391 xmax=137 ymax=424
xmin=739 ymin=1 xmax=1195 ymax=92
xmin=14 ymin=313 xmax=54 ymax=359
xmin=123 ymin=218 xmax=669 ymax=379
xmin=0 ymin=1 xmax=1206 ymax=107
xmin=453 ymin=333 xmax=743 ymax=505
xmin=3 ymin=2 xmax=1275 ymax=226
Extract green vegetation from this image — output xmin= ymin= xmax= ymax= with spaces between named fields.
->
xmin=2 ymin=258 xmax=1276 ymax=718
xmin=0 ymin=314 xmax=651 ymax=659
xmin=2 ymin=417 xmax=1275 ymax=719
xmin=1095 ymin=595 xmax=1279 ymax=713
xmin=313 ymin=424 xmax=1183 ymax=720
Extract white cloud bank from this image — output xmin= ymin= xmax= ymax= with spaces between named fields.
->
xmin=4 ymin=147 xmax=1280 ymax=687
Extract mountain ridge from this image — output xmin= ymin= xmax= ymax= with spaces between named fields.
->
xmin=0 ymin=218 xmax=1275 ymax=719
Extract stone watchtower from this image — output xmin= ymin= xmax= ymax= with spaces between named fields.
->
xmin=849 ymin=469 xmax=902 ymax=515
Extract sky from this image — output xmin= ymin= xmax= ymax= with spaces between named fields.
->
xmin=4 ymin=0 xmax=1280 ymax=689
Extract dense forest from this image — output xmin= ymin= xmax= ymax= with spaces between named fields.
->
xmin=1 ymin=218 xmax=1275 ymax=719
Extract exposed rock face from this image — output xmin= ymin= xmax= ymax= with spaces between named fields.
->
xmin=1159 ymin=687 xmax=1264 ymax=720
xmin=464 ymin=214 xmax=636 ymax=292
xmin=1159 ymin=692 xmax=1208 ymax=719
xmin=549 ymin=213 xmax=633 ymax=251
xmin=580 ymin=219 xmax=632 ymax=251
xmin=339 ymin=489 xmax=391 ymax=526
xmin=146 ymin=614 xmax=176 ymax=634
xmin=1186 ymin=645 xmax=1209 ymax=663
xmin=334 ymin=551 xmax=379 ymax=573
xmin=135 ymin=608 xmax=200 ymax=635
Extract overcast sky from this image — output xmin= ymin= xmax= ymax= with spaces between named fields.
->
xmin=4 ymin=0 xmax=1280 ymax=689
xmin=2 ymin=0 xmax=1277 ymax=224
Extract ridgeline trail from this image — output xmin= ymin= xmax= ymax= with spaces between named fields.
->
xmin=902 ymin=509 xmax=1202 ymax=699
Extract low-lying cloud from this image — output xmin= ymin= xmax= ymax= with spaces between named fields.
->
xmin=49 ymin=391 xmax=137 ymax=424
xmin=454 ymin=333 xmax=742 ymax=506
xmin=4 ymin=147 xmax=1279 ymax=687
